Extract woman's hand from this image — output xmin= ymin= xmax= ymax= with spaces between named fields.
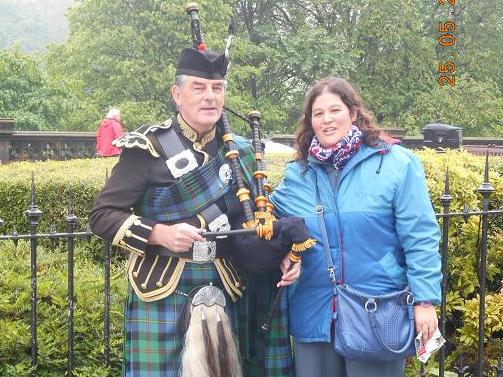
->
xmin=277 ymin=254 xmax=302 ymax=287
xmin=414 ymin=304 xmax=438 ymax=344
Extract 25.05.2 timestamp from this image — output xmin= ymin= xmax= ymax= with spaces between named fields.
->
xmin=438 ymin=61 xmax=456 ymax=86
xmin=437 ymin=0 xmax=457 ymax=86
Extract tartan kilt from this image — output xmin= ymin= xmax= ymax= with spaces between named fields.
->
xmin=123 ymin=262 xmax=293 ymax=377
xmin=241 ymin=274 xmax=293 ymax=377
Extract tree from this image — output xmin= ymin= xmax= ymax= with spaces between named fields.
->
xmin=435 ymin=1 xmax=503 ymax=91
xmin=0 ymin=0 xmax=74 ymax=53
xmin=0 ymin=49 xmax=73 ymax=130
xmin=399 ymin=75 xmax=503 ymax=137
xmin=42 ymin=0 xmax=502 ymax=137
xmin=46 ymin=0 xmax=233 ymax=131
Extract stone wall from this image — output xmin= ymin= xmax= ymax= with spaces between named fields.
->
xmin=0 ymin=119 xmax=96 ymax=163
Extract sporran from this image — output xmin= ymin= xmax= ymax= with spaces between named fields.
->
xmin=180 ymin=285 xmax=242 ymax=377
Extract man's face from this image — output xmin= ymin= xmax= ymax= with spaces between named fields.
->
xmin=172 ymin=76 xmax=225 ymax=134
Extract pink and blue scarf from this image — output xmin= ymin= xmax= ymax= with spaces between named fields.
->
xmin=309 ymin=125 xmax=363 ymax=171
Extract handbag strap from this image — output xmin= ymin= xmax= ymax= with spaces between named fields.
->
xmin=313 ymin=172 xmax=337 ymax=287
xmin=315 ymin=169 xmax=416 ymax=354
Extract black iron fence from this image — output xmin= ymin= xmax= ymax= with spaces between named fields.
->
xmin=1 ymin=155 xmax=503 ymax=376
xmin=0 ymin=175 xmax=112 ymax=377
xmin=433 ymin=154 xmax=503 ymax=377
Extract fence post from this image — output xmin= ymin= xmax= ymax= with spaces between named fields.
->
xmin=25 ymin=173 xmax=42 ymax=376
xmin=439 ymin=169 xmax=453 ymax=377
xmin=475 ymin=152 xmax=496 ymax=377
xmin=66 ymin=191 xmax=78 ymax=377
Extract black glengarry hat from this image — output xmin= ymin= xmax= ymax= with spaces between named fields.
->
xmin=175 ymin=48 xmax=227 ymax=80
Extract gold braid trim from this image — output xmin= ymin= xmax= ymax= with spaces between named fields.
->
xmin=118 ymin=240 xmax=145 ymax=256
xmin=177 ymin=113 xmax=216 ymax=147
xmin=128 ymin=256 xmax=186 ymax=302
xmin=112 ymin=215 xmax=142 ymax=250
xmin=214 ymin=259 xmax=242 ymax=303
xmin=112 ymin=120 xmax=172 ymax=158
xmin=292 ymin=238 xmax=317 ymax=252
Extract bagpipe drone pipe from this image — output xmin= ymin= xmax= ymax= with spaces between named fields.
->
xmin=183 ymin=2 xmax=316 ymax=332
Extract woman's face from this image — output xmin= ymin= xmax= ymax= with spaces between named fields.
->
xmin=311 ymin=91 xmax=356 ymax=148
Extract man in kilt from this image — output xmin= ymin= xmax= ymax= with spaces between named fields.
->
xmin=89 ymin=46 xmax=307 ymax=377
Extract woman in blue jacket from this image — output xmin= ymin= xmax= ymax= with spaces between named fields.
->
xmin=270 ymin=77 xmax=442 ymax=377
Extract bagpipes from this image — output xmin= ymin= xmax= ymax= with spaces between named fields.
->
xmin=184 ymin=1 xmax=315 ymax=327
xmin=180 ymin=6 xmax=315 ymax=375
xmin=185 ymin=2 xmax=314 ymax=249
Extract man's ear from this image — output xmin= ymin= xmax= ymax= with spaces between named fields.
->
xmin=171 ymin=85 xmax=181 ymax=108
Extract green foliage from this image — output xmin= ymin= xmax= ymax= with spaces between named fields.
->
xmin=0 ymin=48 xmax=78 ymax=131
xmin=399 ymin=76 xmax=503 ymax=136
xmin=0 ymin=157 xmax=118 ymax=234
xmin=351 ymin=0 xmax=436 ymax=124
xmin=412 ymin=149 xmax=503 ymax=373
xmin=0 ymin=241 xmax=126 ymax=376
xmin=2 ymin=1 xmax=502 ymax=137
xmin=45 ymin=0 xmax=232 ymax=131
xmin=450 ymin=1 xmax=503 ymax=91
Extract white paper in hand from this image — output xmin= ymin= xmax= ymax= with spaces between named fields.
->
xmin=415 ymin=328 xmax=446 ymax=363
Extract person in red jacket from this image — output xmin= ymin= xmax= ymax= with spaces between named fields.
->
xmin=96 ymin=108 xmax=124 ymax=157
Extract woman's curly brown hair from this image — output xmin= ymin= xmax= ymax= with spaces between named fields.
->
xmin=295 ymin=77 xmax=382 ymax=161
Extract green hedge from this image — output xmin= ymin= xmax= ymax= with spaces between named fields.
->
xmin=0 ymin=241 xmax=126 ymax=377
xmin=0 ymin=149 xmax=502 ymax=375
xmin=0 ymin=157 xmax=119 ymax=235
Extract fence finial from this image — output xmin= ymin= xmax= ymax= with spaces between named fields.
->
xmin=477 ymin=150 xmax=495 ymax=196
xmin=441 ymin=168 xmax=453 ymax=205
xmin=66 ymin=190 xmax=78 ymax=225
xmin=25 ymin=172 xmax=42 ymax=224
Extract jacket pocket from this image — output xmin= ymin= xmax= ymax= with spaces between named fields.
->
xmin=378 ymin=250 xmax=407 ymax=288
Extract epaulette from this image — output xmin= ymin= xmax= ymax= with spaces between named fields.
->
xmin=112 ymin=119 xmax=172 ymax=158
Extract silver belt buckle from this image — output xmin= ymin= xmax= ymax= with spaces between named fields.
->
xmin=192 ymin=214 xmax=230 ymax=263
xmin=192 ymin=240 xmax=216 ymax=263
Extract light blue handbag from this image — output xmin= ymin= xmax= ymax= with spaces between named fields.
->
xmin=332 ymin=283 xmax=416 ymax=362
xmin=314 ymin=181 xmax=416 ymax=362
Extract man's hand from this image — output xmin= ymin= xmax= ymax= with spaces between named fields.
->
xmin=276 ymin=254 xmax=302 ymax=288
xmin=148 ymin=223 xmax=204 ymax=252
xmin=414 ymin=304 xmax=438 ymax=344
